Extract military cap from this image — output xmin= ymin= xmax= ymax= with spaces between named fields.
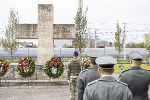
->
xmin=129 ymin=51 xmax=143 ymax=60
xmin=86 ymin=51 xmax=101 ymax=59
xmin=74 ymin=51 xmax=79 ymax=56
xmin=95 ymin=56 xmax=117 ymax=69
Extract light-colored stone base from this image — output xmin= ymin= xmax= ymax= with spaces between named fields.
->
xmin=1 ymin=63 xmax=68 ymax=80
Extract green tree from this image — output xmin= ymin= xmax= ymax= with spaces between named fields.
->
xmin=63 ymin=44 xmax=68 ymax=48
xmin=126 ymin=42 xmax=136 ymax=48
xmin=136 ymin=42 xmax=145 ymax=48
xmin=144 ymin=33 xmax=150 ymax=50
xmin=73 ymin=0 xmax=87 ymax=54
xmin=63 ymin=44 xmax=73 ymax=48
xmin=144 ymin=33 xmax=150 ymax=65
xmin=33 ymin=44 xmax=38 ymax=48
xmin=114 ymin=22 xmax=125 ymax=55
xmin=2 ymin=8 xmax=19 ymax=62
xmin=108 ymin=42 xmax=113 ymax=47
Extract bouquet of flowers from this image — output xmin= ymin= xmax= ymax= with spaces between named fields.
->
xmin=81 ymin=57 xmax=90 ymax=70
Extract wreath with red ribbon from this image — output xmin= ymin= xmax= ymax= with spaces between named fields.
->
xmin=0 ymin=58 xmax=10 ymax=77
xmin=17 ymin=57 xmax=35 ymax=78
xmin=44 ymin=57 xmax=64 ymax=78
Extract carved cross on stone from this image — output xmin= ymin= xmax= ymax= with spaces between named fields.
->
xmin=15 ymin=4 xmax=75 ymax=64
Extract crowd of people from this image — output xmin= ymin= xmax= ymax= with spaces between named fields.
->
xmin=67 ymin=51 xmax=150 ymax=100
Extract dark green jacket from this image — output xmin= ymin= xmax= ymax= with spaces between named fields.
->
xmin=119 ymin=66 xmax=150 ymax=100
xmin=78 ymin=66 xmax=100 ymax=100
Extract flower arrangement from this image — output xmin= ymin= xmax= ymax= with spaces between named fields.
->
xmin=44 ymin=57 xmax=64 ymax=78
xmin=0 ymin=58 xmax=10 ymax=77
xmin=17 ymin=57 xmax=35 ymax=78
xmin=81 ymin=57 xmax=90 ymax=70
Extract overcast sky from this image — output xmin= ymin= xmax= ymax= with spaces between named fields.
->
xmin=0 ymin=0 xmax=150 ymax=45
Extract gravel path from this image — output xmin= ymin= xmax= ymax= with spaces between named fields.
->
xmin=0 ymin=86 xmax=70 ymax=100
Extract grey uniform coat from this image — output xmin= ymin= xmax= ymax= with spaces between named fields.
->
xmin=119 ymin=66 xmax=150 ymax=100
xmin=83 ymin=76 xmax=133 ymax=100
xmin=78 ymin=66 xmax=100 ymax=100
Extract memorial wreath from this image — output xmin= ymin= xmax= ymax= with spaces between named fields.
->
xmin=44 ymin=57 xmax=64 ymax=78
xmin=0 ymin=58 xmax=10 ymax=77
xmin=17 ymin=57 xmax=35 ymax=78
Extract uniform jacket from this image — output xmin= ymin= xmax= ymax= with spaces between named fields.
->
xmin=78 ymin=66 xmax=100 ymax=100
xmin=83 ymin=76 xmax=133 ymax=100
xmin=119 ymin=66 xmax=150 ymax=100
xmin=67 ymin=57 xmax=81 ymax=79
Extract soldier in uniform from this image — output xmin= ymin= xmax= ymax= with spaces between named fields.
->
xmin=83 ymin=56 xmax=133 ymax=100
xmin=119 ymin=51 xmax=150 ymax=100
xmin=67 ymin=51 xmax=81 ymax=100
xmin=67 ymin=51 xmax=81 ymax=79
xmin=78 ymin=53 xmax=100 ymax=100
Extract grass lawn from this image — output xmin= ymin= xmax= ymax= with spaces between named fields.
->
xmin=114 ymin=64 xmax=148 ymax=74
xmin=7 ymin=58 xmax=20 ymax=63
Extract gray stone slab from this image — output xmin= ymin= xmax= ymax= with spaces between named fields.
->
xmin=0 ymin=86 xmax=70 ymax=100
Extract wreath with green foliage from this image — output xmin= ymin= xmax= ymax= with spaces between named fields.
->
xmin=17 ymin=57 xmax=35 ymax=78
xmin=0 ymin=58 xmax=10 ymax=77
xmin=44 ymin=57 xmax=64 ymax=78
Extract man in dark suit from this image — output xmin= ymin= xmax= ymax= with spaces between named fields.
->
xmin=119 ymin=51 xmax=150 ymax=100
xmin=78 ymin=53 xmax=100 ymax=100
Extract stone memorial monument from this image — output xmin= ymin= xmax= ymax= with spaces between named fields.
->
xmin=15 ymin=4 xmax=75 ymax=64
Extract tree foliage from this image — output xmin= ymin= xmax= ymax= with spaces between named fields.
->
xmin=144 ymin=33 xmax=150 ymax=65
xmin=2 ymin=8 xmax=19 ymax=62
xmin=126 ymin=42 xmax=136 ymax=48
xmin=144 ymin=33 xmax=150 ymax=55
xmin=73 ymin=0 xmax=87 ymax=54
xmin=114 ymin=22 xmax=125 ymax=54
xmin=126 ymin=42 xmax=145 ymax=48
xmin=108 ymin=42 xmax=113 ymax=47
xmin=63 ymin=44 xmax=72 ymax=48
xmin=144 ymin=33 xmax=150 ymax=50
xmin=136 ymin=42 xmax=145 ymax=48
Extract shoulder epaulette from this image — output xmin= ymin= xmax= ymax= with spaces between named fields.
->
xmin=80 ymin=69 xmax=88 ymax=73
xmin=117 ymin=80 xmax=127 ymax=86
xmin=87 ymin=79 xmax=99 ymax=86
xmin=121 ymin=69 xmax=131 ymax=74
xmin=146 ymin=69 xmax=150 ymax=72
